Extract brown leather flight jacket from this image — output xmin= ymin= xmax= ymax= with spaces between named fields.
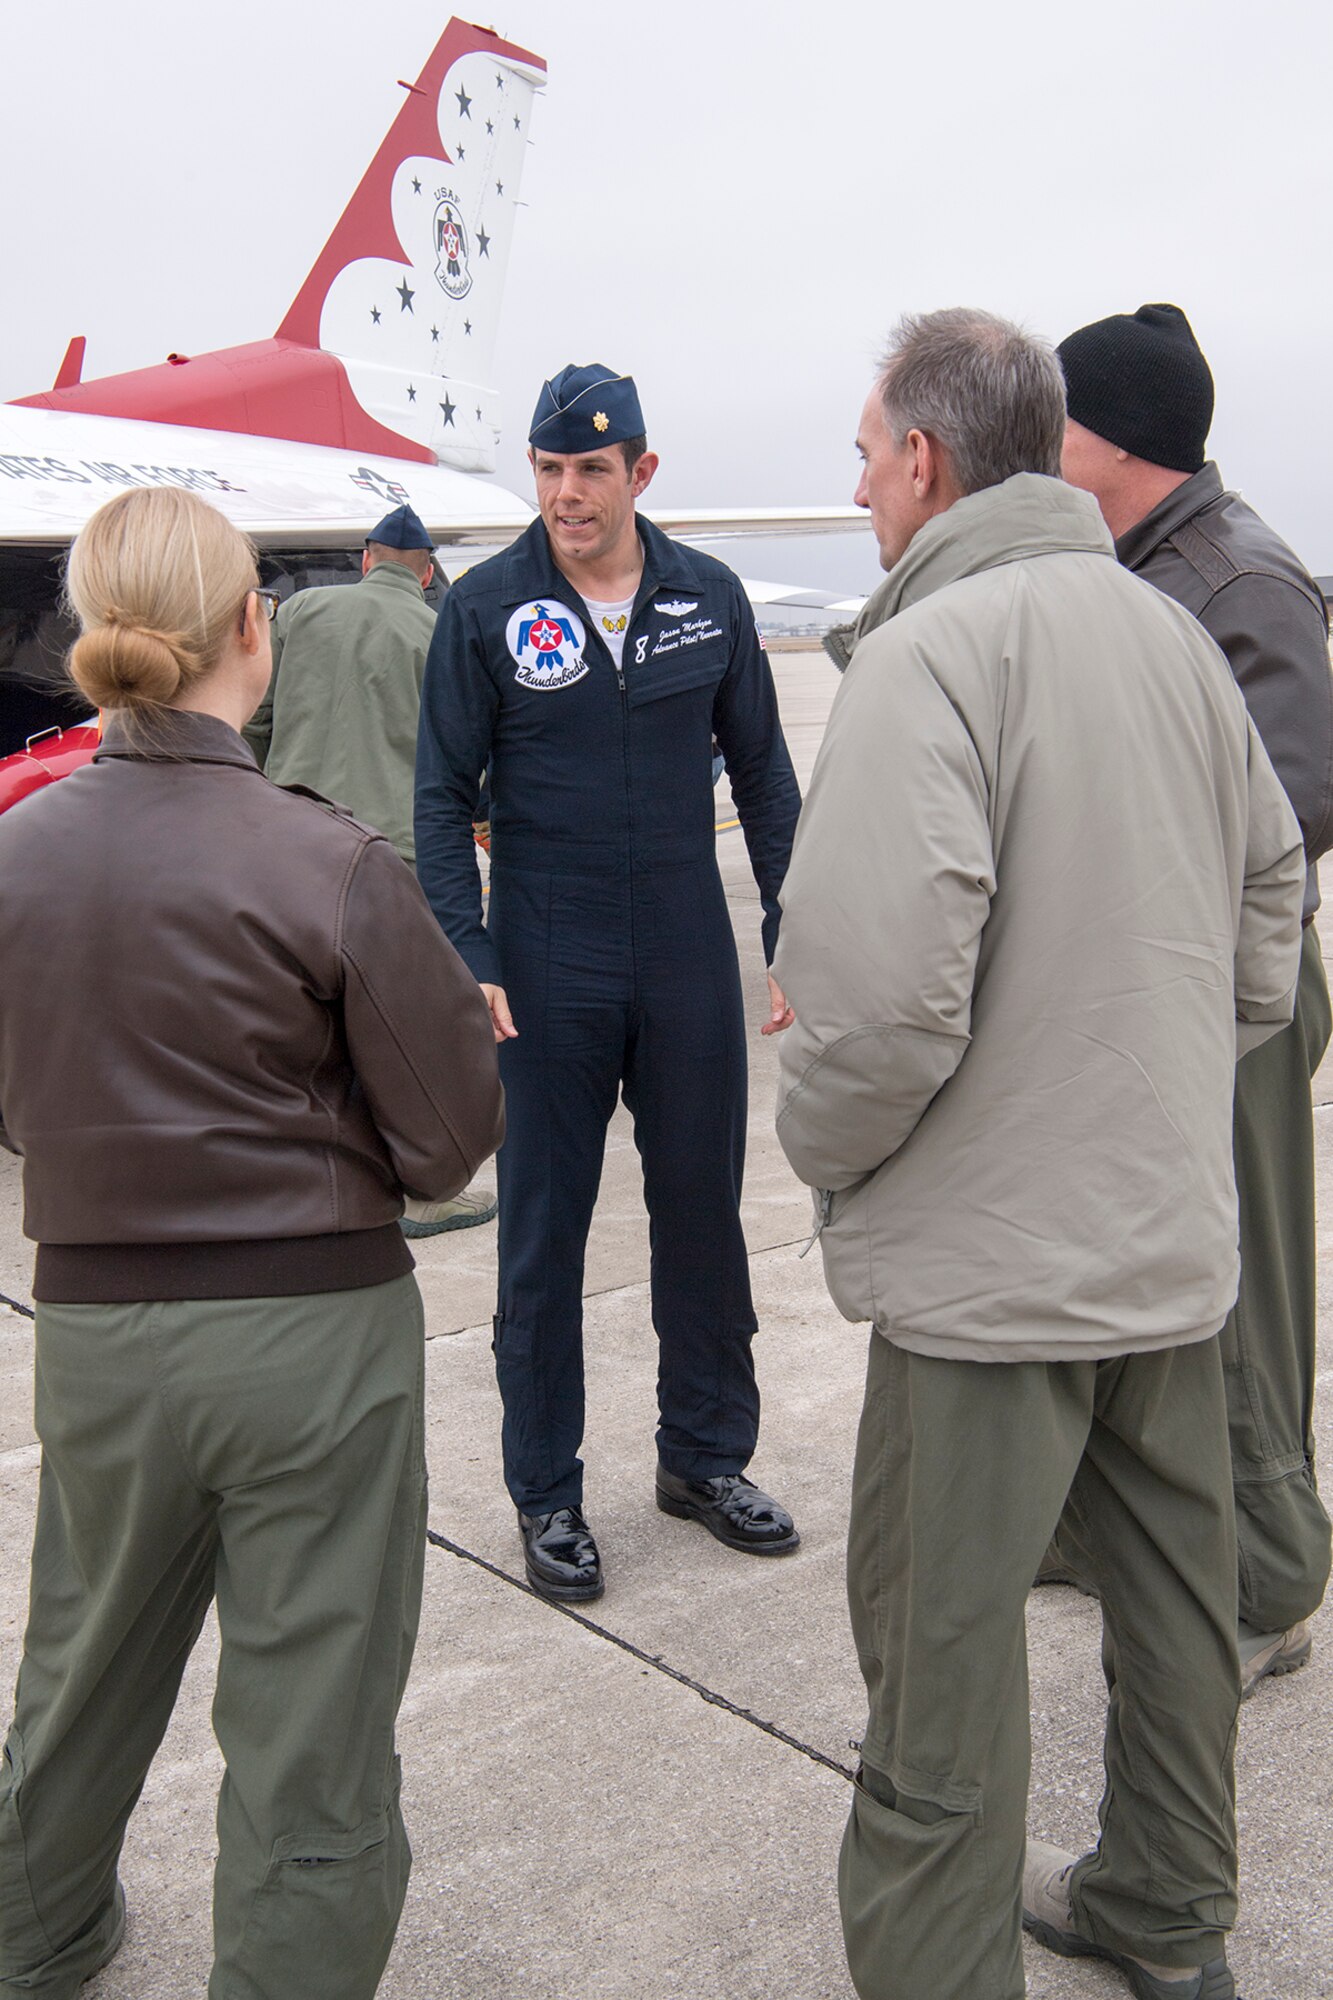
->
xmin=0 ymin=711 xmax=504 ymax=1300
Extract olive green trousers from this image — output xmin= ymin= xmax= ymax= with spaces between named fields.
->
xmin=841 ymin=1330 xmax=1239 ymax=2000
xmin=0 ymin=1276 xmax=427 ymax=2000
xmin=1226 ymin=925 xmax=1331 ymax=1631
xmin=1047 ymin=928 xmax=1332 ymax=1632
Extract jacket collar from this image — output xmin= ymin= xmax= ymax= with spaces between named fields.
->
xmin=826 ymin=474 xmax=1113 ymax=665
xmin=95 ymin=708 xmax=261 ymax=769
xmin=496 ymin=513 xmax=701 ymax=610
xmin=361 ymin=560 xmax=428 ymax=601
xmin=1115 ymin=462 xmax=1225 ymax=572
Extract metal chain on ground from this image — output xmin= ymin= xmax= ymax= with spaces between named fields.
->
xmin=426 ymin=1527 xmax=855 ymax=1782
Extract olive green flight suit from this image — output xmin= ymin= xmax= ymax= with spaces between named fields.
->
xmin=245 ymin=561 xmax=437 ymax=864
xmin=0 ymin=1276 xmax=425 ymax=2000
xmin=1226 ymin=925 xmax=1332 ymax=1631
xmin=1044 ymin=924 xmax=1333 ymax=1630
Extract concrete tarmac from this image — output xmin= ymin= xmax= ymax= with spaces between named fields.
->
xmin=1 ymin=644 xmax=1330 ymax=1998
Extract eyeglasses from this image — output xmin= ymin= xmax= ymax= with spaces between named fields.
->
xmin=251 ymin=588 xmax=281 ymax=623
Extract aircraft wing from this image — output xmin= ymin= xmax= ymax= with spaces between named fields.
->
xmin=734 ymin=578 xmax=865 ymax=615
xmin=644 ymin=509 xmax=870 ymax=625
xmin=644 ymin=506 xmax=868 ymax=542
xmin=0 ymin=404 xmax=865 ymax=599
xmin=0 ymin=404 xmax=532 ymax=552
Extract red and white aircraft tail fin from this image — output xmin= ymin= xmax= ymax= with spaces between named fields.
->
xmin=278 ymin=19 xmax=545 ymax=473
xmin=12 ymin=19 xmax=545 ymax=474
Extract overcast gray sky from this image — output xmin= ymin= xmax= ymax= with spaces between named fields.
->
xmin=6 ymin=1 xmax=1331 ymax=582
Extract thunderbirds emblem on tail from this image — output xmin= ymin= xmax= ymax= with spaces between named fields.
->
xmin=433 ymin=194 xmax=473 ymax=300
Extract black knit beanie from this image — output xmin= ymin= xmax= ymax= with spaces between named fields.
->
xmin=1057 ymin=304 xmax=1214 ymax=472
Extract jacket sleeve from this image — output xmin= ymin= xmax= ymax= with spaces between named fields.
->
xmin=414 ymin=588 xmax=502 ymax=985
xmin=774 ymin=638 xmax=994 ymax=1189
xmin=340 ymin=835 xmax=504 ymax=1200
xmin=711 ymin=581 xmax=802 ymax=963
xmin=1203 ymin=574 xmax=1333 ymax=863
xmin=1234 ymin=713 xmax=1307 ymax=1057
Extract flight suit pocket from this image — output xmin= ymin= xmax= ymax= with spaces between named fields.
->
xmin=624 ymin=647 xmax=728 ymax=706
xmin=230 ymin=1775 xmax=408 ymax=1999
xmin=840 ymin=1765 xmax=992 ymax=1999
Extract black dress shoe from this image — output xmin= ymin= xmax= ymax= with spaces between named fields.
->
xmin=517 ymin=1505 xmax=604 ymax=1603
xmin=655 ymin=1466 xmax=800 ymax=1555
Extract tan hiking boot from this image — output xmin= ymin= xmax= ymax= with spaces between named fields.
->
xmin=1022 ymin=1841 xmax=1237 ymax=1999
xmin=400 ymin=1187 xmax=498 ymax=1238
xmin=1239 ymin=1618 xmax=1312 ymax=1699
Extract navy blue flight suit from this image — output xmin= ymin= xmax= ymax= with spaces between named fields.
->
xmin=415 ymin=516 xmax=800 ymax=1515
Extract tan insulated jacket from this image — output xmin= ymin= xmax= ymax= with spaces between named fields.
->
xmin=775 ymin=475 xmax=1305 ymax=1364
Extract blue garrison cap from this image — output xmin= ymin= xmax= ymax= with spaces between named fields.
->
xmin=366 ymin=504 xmax=434 ymax=550
xmin=529 ymin=363 xmax=645 ymax=453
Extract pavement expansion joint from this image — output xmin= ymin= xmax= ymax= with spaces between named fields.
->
xmin=572 ymin=1237 xmax=813 ymax=1307
xmin=418 ymin=1238 xmax=818 ymax=1345
xmin=425 ymin=1526 xmax=856 ymax=1783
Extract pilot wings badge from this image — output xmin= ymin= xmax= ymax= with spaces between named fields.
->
xmin=433 ymin=193 xmax=473 ymax=301
xmin=506 ymin=599 xmax=589 ymax=689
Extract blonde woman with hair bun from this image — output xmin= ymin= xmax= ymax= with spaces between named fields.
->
xmin=0 ymin=487 xmax=504 ymax=1998
xmin=63 ymin=485 xmax=267 ymax=718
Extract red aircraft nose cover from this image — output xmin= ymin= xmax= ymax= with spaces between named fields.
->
xmin=0 ymin=722 xmax=100 ymax=815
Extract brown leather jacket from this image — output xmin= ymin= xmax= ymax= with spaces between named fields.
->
xmin=0 ymin=710 xmax=504 ymax=1301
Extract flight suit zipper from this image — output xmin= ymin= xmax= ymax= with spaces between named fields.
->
xmin=571 ymin=595 xmax=636 ymax=966
xmin=617 ymin=573 xmax=661 ymax=983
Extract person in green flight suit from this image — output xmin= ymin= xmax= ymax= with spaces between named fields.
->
xmin=246 ymin=503 xmax=495 ymax=1239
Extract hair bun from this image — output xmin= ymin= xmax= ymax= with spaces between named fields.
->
xmin=69 ymin=616 xmax=187 ymax=708
xmin=64 ymin=486 xmax=259 ymax=715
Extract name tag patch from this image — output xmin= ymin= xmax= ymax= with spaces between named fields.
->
xmin=649 ymin=613 xmax=725 ymax=660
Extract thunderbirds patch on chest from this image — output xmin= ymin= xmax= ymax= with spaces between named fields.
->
xmin=505 ymin=599 xmax=589 ymax=689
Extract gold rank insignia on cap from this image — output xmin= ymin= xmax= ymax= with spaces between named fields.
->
xmin=593 ymin=411 xmax=609 ymax=432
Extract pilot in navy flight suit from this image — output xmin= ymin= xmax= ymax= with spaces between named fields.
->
xmin=415 ymin=364 xmax=803 ymax=1602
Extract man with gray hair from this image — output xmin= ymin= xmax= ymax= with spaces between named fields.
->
xmin=775 ymin=309 xmax=1305 ymax=2000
